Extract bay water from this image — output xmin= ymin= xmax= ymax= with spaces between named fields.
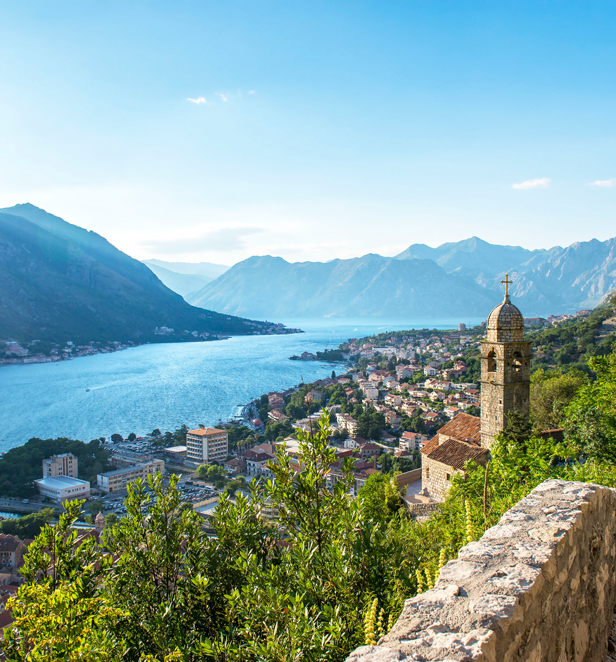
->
xmin=0 ymin=318 xmax=479 ymax=453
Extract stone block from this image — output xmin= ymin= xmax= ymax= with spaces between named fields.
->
xmin=345 ymin=480 xmax=616 ymax=662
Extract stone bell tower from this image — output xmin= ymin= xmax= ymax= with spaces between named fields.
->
xmin=480 ymin=275 xmax=532 ymax=449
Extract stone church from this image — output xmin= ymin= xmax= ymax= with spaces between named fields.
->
xmin=420 ymin=284 xmax=531 ymax=501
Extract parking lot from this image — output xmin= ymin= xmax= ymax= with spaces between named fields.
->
xmin=97 ymin=478 xmax=220 ymax=516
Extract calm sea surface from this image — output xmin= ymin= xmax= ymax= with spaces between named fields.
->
xmin=0 ymin=318 xmax=480 ymax=452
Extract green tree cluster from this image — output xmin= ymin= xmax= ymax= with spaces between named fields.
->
xmin=530 ymin=368 xmax=590 ymax=431
xmin=0 ymin=509 xmax=55 ymax=539
xmin=195 ymin=464 xmax=227 ymax=488
xmin=355 ymin=405 xmax=386 ymax=440
xmin=0 ymin=438 xmax=112 ymax=497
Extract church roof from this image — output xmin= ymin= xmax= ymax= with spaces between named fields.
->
xmin=434 ymin=412 xmax=481 ymax=445
xmin=423 ymin=437 xmax=488 ymax=470
xmin=421 ymin=412 xmax=485 ymax=469
xmin=487 ymin=295 xmax=524 ymax=330
xmin=486 ymin=294 xmax=524 ymax=342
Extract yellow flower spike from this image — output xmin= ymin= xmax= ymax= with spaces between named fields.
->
xmin=415 ymin=568 xmax=425 ymax=595
xmin=425 ymin=567 xmax=434 ymax=590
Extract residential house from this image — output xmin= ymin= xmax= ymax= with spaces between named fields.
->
xmin=224 ymin=458 xmax=247 ymax=475
xmin=384 ymin=394 xmax=402 ymax=407
xmin=304 ymin=390 xmax=322 ymax=404
xmin=400 ymin=431 xmax=428 ymax=451
xmin=395 ymin=366 xmax=412 ymax=379
xmin=337 ymin=413 xmax=359 ymax=436
xmin=244 ymin=450 xmax=276 ymax=476
xmin=0 ymin=535 xmax=23 ymax=571
xmin=359 ymin=442 xmax=382 ymax=461
xmin=385 ymin=411 xmax=401 ymax=427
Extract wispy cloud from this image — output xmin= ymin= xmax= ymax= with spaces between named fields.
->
xmin=144 ymin=227 xmax=264 ymax=254
xmin=589 ymin=178 xmax=616 ymax=187
xmin=186 ymin=97 xmax=210 ymax=105
xmin=216 ymin=92 xmax=229 ymax=102
xmin=248 ymin=90 xmax=256 ymax=94
xmin=512 ymin=177 xmax=551 ymax=190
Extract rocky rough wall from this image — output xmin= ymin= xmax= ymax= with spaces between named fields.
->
xmin=346 ymin=479 xmax=616 ymax=662
xmin=422 ymin=456 xmax=455 ymax=501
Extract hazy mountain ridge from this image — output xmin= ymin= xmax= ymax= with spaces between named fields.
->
xmin=143 ymin=259 xmax=229 ymax=279
xmin=0 ymin=204 xmax=282 ymax=344
xmin=187 ymin=254 xmax=495 ymax=318
xmin=142 ymin=262 xmax=213 ymax=298
xmin=188 ymin=236 xmax=616 ymax=319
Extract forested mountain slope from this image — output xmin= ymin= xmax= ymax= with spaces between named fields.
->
xmin=0 ymin=204 xmax=281 ymax=344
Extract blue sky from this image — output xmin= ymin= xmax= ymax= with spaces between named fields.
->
xmin=1 ymin=1 xmax=615 ymax=265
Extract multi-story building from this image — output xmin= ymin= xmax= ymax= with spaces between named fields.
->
xmin=186 ymin=428 xmax=228 ymax=465
xmin=97 ymin=459 xmax=165 ymax=493
xmin=336 ymin=413 xmax=359 ymax=436
xmin=244 ymin=450 xmax=276 ymax=476
xmin=42 ymin=453 xmax=78 ymax=478
xmin=35 ymin=475 xmax=91 ymax=503
xmin=0 ymin=534 xmax=23 ymax=570
xmin=400 ymin=431 xmax=427 ymax=451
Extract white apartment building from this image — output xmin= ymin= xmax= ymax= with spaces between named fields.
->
xmin=359 ymin=381 xmax=379 ymax=401
xmin=374 ymin=347 xmax=396 ymax=357
xmin=35 ymin=475 xmax=91 ymax=503
xmin=336 ymin=413 xmax=359 ymax=436
xmin=43 ymin=453 xmax=78 ymax=478
xmin=186 ymin=428 xmax=228 ymax=464
xmin=97 ymin=459 xmax=165 ymax=493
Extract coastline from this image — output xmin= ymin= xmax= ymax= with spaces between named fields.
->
xmin=0 ymin=326 xmax=304 ymax=369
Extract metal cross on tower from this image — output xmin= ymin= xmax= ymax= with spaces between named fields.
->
xmin=501 ymin=273 xmax=513 ymax=297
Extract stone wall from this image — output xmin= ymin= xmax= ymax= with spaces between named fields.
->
xmin=346 ymin=479 xmax=616 ymax=662
xmin=421 ymin=456 xmax=456 ymax=501
xmin=396 ymin=469 xmax=422 ymax=489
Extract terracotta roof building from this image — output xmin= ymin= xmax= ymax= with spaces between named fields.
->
xmin=186 ymin=428 xmax=228 ymax=465
xmin=420 ymin=412 xmax=487 ymax=501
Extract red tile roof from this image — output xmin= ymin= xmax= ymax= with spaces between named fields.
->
xmin=187 ymin=427 xmax=225 ymax=436
xmin=424 ymin=438 xmax=487 ymax=470
xmin=0 ymin=535 xmax=21 ymax=552
xmin=421 ymin=412 xmax=485 ymax=469
xmin=436 ymin=412 xmax=481 ymax=445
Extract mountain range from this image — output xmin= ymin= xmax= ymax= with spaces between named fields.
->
xmin=184 ymin=236 xmax=616 ymax=319
xmin=0 ymin=204 xmax=282 ymax=344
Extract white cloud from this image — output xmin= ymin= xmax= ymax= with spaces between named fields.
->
xmin=589 ymin=179 xmax=616 ymax=187
xmin=512 ymin=177 xmax=551 ymax=190
xmin=248 ymin=90 xmax=256 ymax=94
xmin=216 ymin=92 xmax=229 ymax=102
xmin=186 ymin=97 xmax=210 ymax=105
xmin=143 ymin=227 xmax=264 ymax=254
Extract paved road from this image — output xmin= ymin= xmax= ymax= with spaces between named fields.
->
xmin=0 ymin=498 xmax=59 ymax=514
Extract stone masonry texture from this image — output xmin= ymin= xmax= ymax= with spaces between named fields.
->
xmin=345 ymin=479 xmax=616 ymax=662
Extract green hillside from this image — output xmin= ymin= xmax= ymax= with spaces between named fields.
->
xmin=0 ymin=205 xmax=289 ymax=345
